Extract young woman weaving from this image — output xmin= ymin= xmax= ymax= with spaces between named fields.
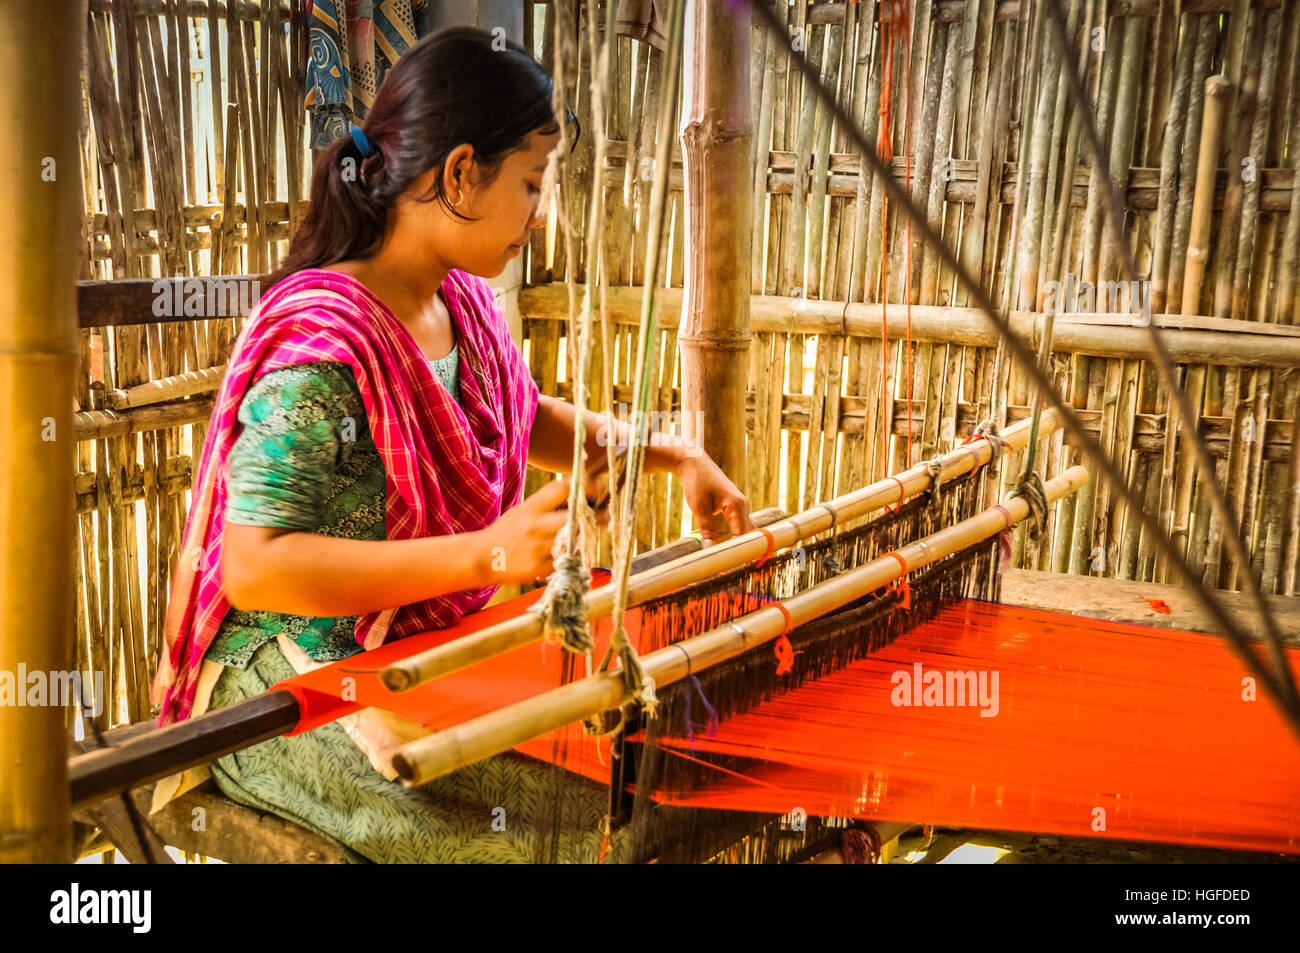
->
xmin=150 ymin=27 xmax=754 ymax=863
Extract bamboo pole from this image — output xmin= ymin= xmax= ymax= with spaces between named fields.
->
xmin=678 ymin=0 xmax=752 ymax=491
xmin=391 ymin=465 xmax=1092 ymax=787
xmin=519 ymin=283 xmax=1300 ymax=365
xmin=1169 ymin=74 xmax=1234 ymax=576
xmin=0 ymin=0 xmax=81 ymax=863
xmin=381 ymin=409 xmax=1062 ymax=693
xmin=1182 ymin=75 xmax=1234 ymax=314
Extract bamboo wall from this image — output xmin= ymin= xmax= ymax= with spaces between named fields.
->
xmin=522 ymin=0 xmax=1300 ymax=596
xmin=77 ymin=0 xmax=305 ymax=727
xmin=74 ymin=0 xmax=1300 ymax=727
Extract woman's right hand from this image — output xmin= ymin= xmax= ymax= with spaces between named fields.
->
xmin=477 ymin=477 xmax=599 ymax=585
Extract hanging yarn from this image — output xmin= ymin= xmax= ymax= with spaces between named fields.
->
xmin=683 ymin=674 xmax=719 ymax=749
xmin=531 ymin=494 xmax=601 ymax=653
xmin=532 ymin=554 xmax=594 ymax=654
xmin=590 ymin=0 xmax=687 ymax=722
xmin=526 ymin=0 xmax=605 ymax=665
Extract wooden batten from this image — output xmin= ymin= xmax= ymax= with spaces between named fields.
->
xmin=390 ymin=465 xmax=1092 ymax=787
xmin=380 ymin=411 xmax=1059 ymax=693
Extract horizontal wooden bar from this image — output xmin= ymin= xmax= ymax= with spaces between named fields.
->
xmin=76 ymin=398 xmax=214 ymax=440
xmin=80 ymin=277 xmax=264 ymax=328
xmin=87 ymin=0 xmax=290 ymax=19
xmin=75 ymin=456 xmax=193 ymax=514
xmin=520 ymin=284 xmax=1300 ymax=367
xmin=69 ymin=690 xmax=301 ymax=812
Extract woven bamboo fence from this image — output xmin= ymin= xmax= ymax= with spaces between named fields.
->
xmin=75 ymin=0 xmax=1300 ymax=729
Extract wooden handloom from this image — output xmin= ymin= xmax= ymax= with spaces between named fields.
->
xmin=36 ymin=0 xmax=1300 ymax=868
xmin=69 ymin=450 xmax=1300 ymax=862
xmin=66 ymin=396 xmax=1300 ymax=863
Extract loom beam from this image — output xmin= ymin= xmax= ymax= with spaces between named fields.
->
xmin=380 ymin=411 xmax=1063 ymax=694
xmin=389 ymin=466 xmax=1091 ymax=786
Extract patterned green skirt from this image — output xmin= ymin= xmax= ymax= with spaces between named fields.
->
xmin=209 ymin=641 xmax=628 ymax=863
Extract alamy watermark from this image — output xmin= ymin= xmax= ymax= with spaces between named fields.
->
xmin=0 ymin=665 xmax=104 ymax=717
xmin=1042 ymin=273 xmax=1151 ymax=327
xmin=596 ymin=403 xmax=706 ymax=457
xmin=152 ymin=277 xmax=261 ymax=319
xmin=891 ymin=662 xmax=1000 ymax=717
xmin=50 ymin=884 xmax=151 ymax=933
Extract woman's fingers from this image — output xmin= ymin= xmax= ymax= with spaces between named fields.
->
xmin=530 ymin=476 xmax=572 ymax=510
xmin=723 ymin=496 xmax=756 ymax=536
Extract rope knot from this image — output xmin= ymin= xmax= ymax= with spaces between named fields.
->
xmin=640 ymin=675 xmax=659 ymax=719
xmin=529 ymin=553 xmax=593 ymax=655
xmin=1011 ymin=471 xmax=1049 ymax=540
xmin=924 ymin=453 xmax=945 ymax=513
xmin=974 ymin=419 xmax=1006 ymax=467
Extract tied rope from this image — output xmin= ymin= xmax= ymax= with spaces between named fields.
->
xmin=923 ymin=454 xmax=945 ymax=514
xmin=532 ymin=520 xmax=596 ymax=654
xmin=1012 ymin=471 xmax=1049 ymax=540
xmin=527 ymin=7 xmax=600 ymax=661
xmin=970 ymin=419 xmax=1007 ymax=467
xmin=818 ymin=501 xmax=843 ymax=575
xmin=1008 ymin=309 xmax=1055 ymax=540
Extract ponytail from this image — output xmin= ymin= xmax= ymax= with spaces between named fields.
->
xmin=267 ymin=27 xmax=579 ymax=290
xmin=267 ymin=131 xmax=388 ymax=287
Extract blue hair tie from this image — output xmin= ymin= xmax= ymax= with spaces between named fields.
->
xmin=350 ymin=124 xmax=375 ymax=158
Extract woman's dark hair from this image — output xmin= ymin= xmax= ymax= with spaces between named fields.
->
xmin=269 ymin=26 xmax=579 ymax=286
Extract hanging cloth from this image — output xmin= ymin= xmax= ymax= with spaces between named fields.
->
xmin=615 ymin=0 xmax=669 ymax=52
xmin=304 ymin=0 xmax=427 ymax=148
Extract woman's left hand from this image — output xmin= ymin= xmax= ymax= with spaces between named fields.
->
xmin=678 ymin=450 xmax=757 ymax=547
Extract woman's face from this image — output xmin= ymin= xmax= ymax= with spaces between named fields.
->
xmin=421 ymin=127 xmax=562 ymax=278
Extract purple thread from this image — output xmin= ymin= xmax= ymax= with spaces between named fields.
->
xmin=683 ymin=674 xmax=719 ymax=749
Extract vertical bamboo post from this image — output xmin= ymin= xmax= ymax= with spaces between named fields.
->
xmin=1167 ymin=74 xmax=1232 ymax=580
xmin=1182 ymin=75 xmax=1232 ymax=314
xmin=0 ymin=0 xmax=81 ymax=863
xmin=679 ymin=0 xmax=753 ymax=492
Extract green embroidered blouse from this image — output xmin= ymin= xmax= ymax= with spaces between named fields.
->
xmin=207 ymin=345 xmax=462 ymax=668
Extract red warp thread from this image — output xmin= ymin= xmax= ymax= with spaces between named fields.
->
xmin=876 ymin=0 xmax=914 ymax=476
xmin=651 ymin=601 xmax=1300 ymax=856
xmin=886 ymin=475 xmax=908 ymax=514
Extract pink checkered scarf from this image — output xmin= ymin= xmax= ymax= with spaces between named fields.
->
xmin=152 ymin=268 xmax=540 ymax=724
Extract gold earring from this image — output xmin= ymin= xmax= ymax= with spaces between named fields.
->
xmin=454 ymin=186 xmax=465 ymax=208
